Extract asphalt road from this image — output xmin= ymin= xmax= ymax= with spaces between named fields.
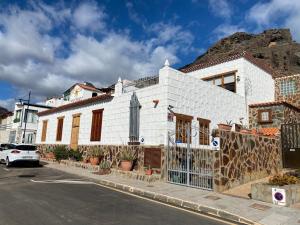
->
xmin=0 ymin=163 xmax=231 ymax=225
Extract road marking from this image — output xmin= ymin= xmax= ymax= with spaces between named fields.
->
xmin=30 ymin=179 xmax=94 ymax=184
xmin=30 ymin=178 xmax=235 ymax=225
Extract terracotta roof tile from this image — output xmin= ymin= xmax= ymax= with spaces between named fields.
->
xmin=259 ymin=127 xmax=280 ymax=137
xmin=38 ymin=94 xmax=113 ymax=117
xmin=249 ymin=101 xmax=300 ymax=112
xmin=180 ymin=51 xmax=278 ymax=77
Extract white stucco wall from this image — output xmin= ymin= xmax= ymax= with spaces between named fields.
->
xmin=160 ymin=65 xmax=247 ymax=147
xmin=36 ymin=64 xmax=249 ymax=147
xmin=36 ymin=84 xmax=168 ymax=146
xmin=186 ymin=58 xmax=275 ymax=104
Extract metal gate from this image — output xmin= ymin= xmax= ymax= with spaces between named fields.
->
xmin=167 ymin=124 xmax=214 ymax=190
xmin=281 ymin=123 xmax=300 ymax=168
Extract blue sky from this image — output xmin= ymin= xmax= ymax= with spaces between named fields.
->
xmin=0 ymin=0 xmax=299 ymax=109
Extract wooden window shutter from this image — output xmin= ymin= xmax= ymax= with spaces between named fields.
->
xmin=175 ymin=114 xmax=192 ymax=143
xmin=41 ymin=120 xmax=48 ymax=142
xmin=198 ymin=118 xmax=210 ymax=145
xmin=90 ymin=109 xmax=103 ymax=141
xmin=56 ymin=117 xmax=64 ymax=141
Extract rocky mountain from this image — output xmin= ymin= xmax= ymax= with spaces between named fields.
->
xmin=182 ymin=29 xmax=300 ymax=77
xmin=0 ymin=106 xmax=8 ymax=116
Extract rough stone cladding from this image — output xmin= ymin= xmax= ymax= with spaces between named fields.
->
xmin=249 ymin=104 xmax=300 ymax=129
xmin=213 ymin=130 xmax=282 ymax=192
xmin=37 ymin=144 xmax=164 ymax=173
xmin=275 ymin=74 xmax=300 ymax=108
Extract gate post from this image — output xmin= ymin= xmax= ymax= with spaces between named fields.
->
xmin=186 ymin=123 xmax=190 ymax=186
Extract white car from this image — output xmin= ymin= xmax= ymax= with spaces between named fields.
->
xmin=0 ymin=144 xmax=40 ymax=167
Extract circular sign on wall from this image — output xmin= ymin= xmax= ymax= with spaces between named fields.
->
xmin=272 ymin=188 xmax=286 ymax=206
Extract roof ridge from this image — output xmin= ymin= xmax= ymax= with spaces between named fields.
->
xmin=180 ymin=51 xmax=278 ymax=77
xmin=38 ymin=94 xmax=113 ymax=117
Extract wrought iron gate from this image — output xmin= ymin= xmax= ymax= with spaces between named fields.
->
xmin=167 ymin=124 xmax=214 ymax=190
xmin=281 ymin=123 xmax=300 ymax=168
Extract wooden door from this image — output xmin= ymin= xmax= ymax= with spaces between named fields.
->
xmin=70 ymin=115 xmax=80 ymax=149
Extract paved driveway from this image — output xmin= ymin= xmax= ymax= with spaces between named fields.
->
xmin=0 ymin=163 xmax=231 ymax=225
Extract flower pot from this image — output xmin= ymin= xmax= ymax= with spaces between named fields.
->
xmin=83 ymin=158 xmax=90 ymax=163
xmin=90 ymin=157 xmax=100 ymax=165
xmin=120 ymin=160 xmax=132 ymax=171
xmin=240 ymin=129 xmax=251 ymax=134
xmin=99 ymin=168 xmax=111 ymax=175
xmin=46 ymin=152 xmax=55 ymax=159
xmin=145 ymin=169 xmax=153 ymax=175
xmin=218 ymin=123 xmax=232 ymax=131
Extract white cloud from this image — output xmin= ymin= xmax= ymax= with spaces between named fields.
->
xmin=0 ymin=2 xmax=194 ymax=103
xmin=208 ymin=0 xmax=232 ymax=19
xmin=73 ymin=1 xmax=106 ymax=32
xmin=247 ymin=0 xmax=300 ymax=41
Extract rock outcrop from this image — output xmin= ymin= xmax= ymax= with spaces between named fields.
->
xmin=182 ymin=29 xmax=300 ymax=77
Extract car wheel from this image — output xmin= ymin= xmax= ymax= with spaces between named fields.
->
xmin=6 ymin=157 xmax=11 ymax=167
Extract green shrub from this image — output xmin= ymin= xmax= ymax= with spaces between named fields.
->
xmin=99 ymin=160 xmax=111 ymax=169
xmin=118 ymin=149 xmax=136 ymax=161
xmin=269 ymin=174 xmax=300 ymax=186
xmin=53 ymin=146 xmax=69 ymax=162
xmin=68 ymin=150 xmax=83 ymax=161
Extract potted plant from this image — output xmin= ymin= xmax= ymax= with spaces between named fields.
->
xmin=89 ymin=147 xmax=103 ymax=165
xmin=218 ymin=120 xmax=232 ymax=131
xmin=68 ymin=149 xmax=83 ymax=162
xmin=145 ymin=165 xmax=153 ymax=175
xmin=119 ymin=149 xmax=136 ymax=171
xmin=53 ymin=146 xmax=69 ymax=162
xmin=82 ymin=151 xmax=90 ymax=163
xmin=99 ymin=160 xmax=111 ymax=175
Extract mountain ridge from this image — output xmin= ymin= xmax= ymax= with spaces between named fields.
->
xmin=182 ymin=28 xmax=300 ymax=77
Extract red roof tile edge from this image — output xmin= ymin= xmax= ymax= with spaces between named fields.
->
xmin=38 ymin=94 xmax=113 ymax=117
xmin=249 ymin=101 xmax=300 ymax=112
xmin=180 ymin=51 xmax=277 ymax=77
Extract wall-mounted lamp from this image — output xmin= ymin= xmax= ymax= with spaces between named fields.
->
xmin=236 ymin=76 xmax=240 ymax=82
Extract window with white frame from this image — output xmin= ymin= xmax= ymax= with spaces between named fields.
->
xmin=258 ymin=110 xmax=272 ymax=123
xmin=280 ymin=80 xmax=296 ymax=96
xmin=24 ymin=109 xmax=38 ymax=123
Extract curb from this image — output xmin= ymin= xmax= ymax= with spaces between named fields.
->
xmin=43 ymin=161 xmax=259 ymax=225
xmin=92 ymin=178 xmax=258 ymax=225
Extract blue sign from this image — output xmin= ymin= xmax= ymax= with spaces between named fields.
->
xmin=212 ymin=140 xmax=218 ymax=146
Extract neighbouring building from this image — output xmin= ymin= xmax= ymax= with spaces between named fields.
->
xmin=46 ymin=82 xmax=105 ymax=107
xmin=275 ymin=74 xmax=300 ymax=108
xmin=0 ymin=110 xmax=13 ymax=143
xmin=248 ymin=74 xmax=300 ymax=135
xmin=36 ymin=51 xmax=275 ymax=149
xmin=10 ymin=102 xmax=52 ymax=144
xmin=249 ymin=101 xmax=300 ymax=130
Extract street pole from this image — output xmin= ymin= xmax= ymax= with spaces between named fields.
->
xmin=22 ymin=91 xmax=31 ymax=143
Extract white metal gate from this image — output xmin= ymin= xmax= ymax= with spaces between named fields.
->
xmin=167 ymin=124 xmax=214 ymax=190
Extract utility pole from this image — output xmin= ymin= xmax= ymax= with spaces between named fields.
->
xmin=22 ymin=91 xmax=31 ymax=144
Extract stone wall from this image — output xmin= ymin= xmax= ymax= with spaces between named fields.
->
xmin=213 ymin=130 xmax=282 ymax=192
xmin=249 ymin=105 xmax=285 ymax=129
xmin=249 ymin=103 xmax=300 ymax=130
xmin=275 ymin=74 xmax=300 ymax=108
xmin=37 ymin=144 xmax=164 ymax=173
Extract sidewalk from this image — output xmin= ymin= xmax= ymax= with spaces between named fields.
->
xmin=42 ymin=160 xmax=300 ymax=225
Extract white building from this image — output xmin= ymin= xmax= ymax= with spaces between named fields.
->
xmin=0 ymin=111 xmax=13 ymax=144
xmin=36 ymin=52 xmax=275 ymax=149
xmin=10 ymin=102 xmax=52 ymax=144
xmin=46 ymin=82 xmax=105 ymax=107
